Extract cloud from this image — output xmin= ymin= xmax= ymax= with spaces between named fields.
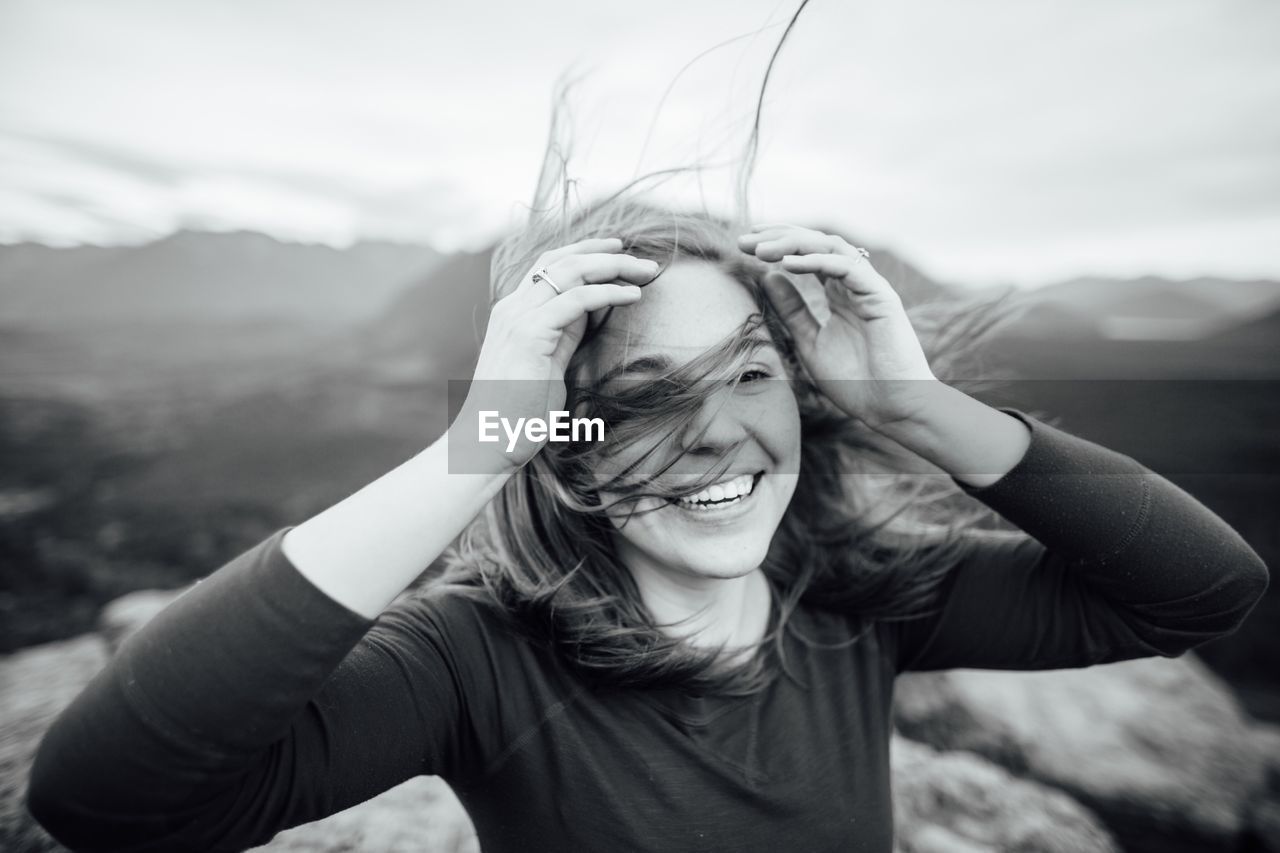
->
xmin=1 ymin=0 xmax=1278 ymax=285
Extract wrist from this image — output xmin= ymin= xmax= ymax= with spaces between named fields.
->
xmin=446 ymin=403 xmax=526 ymax=479
xmin=861 ymin=378 xmax=949 ymax=436
xmin=869 ymin=383 xmax=1032 ymax=487
xmin=283 ymin=430 xmax=515 ymax=620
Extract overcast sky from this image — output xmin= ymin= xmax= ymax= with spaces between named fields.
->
xmin=1 ymin=0 xmax=1277 ymax=287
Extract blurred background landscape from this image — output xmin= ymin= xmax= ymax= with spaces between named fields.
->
xmin=2 ymin=231 xmax=1277 ymax=718
xmin=4 ymin=1 xmax=1279 ymax=849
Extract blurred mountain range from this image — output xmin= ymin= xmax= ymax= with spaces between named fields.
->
xmin=1 ymin=230 xmax=1277 ymax=719
xmin=0 ymin=230 xmax=441 ymax=328
xmin=0 ymin=231 xmax=445 ymax=401
xmin=4 ymin=230 xmax=1278 ymax=360
xmin=1013 ymin=274 xmax=1280 ymax=341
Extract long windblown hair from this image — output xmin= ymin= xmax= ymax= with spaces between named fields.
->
xmin=436 ymin=4 xmax=1016 ymax=695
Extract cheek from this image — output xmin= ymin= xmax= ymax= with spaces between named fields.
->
xmin=590 ymin=451 xmax=651 ymax=501
xmin=603 ymin=503 xmax=665 ymax=541
xmin=749 ymin=388 xmax=803 ymax=464
xmin=588 ymin=429 xmax=681 ymax=493
xmin=590 ymin=453 xmax=670 ymax=528
xmin=599 ymin=492 xmax=666 ymax=527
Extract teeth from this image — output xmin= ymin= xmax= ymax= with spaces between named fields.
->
xmin=677 ymin=473 xmax=757 ymax=507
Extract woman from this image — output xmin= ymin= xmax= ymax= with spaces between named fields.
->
xmin=24 ymin=191 xmax=1270 ymax=851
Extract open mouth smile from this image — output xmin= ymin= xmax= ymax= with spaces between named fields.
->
xmin=674 ymin=471 xmax=765 ymax=513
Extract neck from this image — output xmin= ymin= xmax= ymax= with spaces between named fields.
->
xmin=621 ymin=552 xmax=773 ymax=663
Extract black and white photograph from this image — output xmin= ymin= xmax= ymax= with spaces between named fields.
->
xmin=2 ymin=2 xmax=1278 ymax=851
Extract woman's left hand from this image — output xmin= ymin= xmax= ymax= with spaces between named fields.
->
xmin=737 ymin=223 xmax=938 ymax=431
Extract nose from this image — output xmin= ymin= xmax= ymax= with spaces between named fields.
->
xmin=678 ymin=386 xmax=753 ymax=457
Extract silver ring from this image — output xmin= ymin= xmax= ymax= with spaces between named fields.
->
xmin=530 ymin=268 xmax=562 ymax=295
xmin=853 ymin=246 xmax=870 ymax=258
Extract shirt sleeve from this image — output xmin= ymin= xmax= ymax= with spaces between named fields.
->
xmin=882 ymin=410 xmax=1270 ymax=674
xmin=25 ymin=528 xmax=488 ymax=853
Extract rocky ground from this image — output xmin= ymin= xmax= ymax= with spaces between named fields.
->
xmin=2 ymin=589 xmax=1277 ymax=853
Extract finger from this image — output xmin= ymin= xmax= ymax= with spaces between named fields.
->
xmin=537 ymin=283 xmax=643 ymax=330
xmin=516 ymin=253 xmax=658 ymax=305
xmin=805 ymin=251 xmax=895 ymax=299
xmin=550 ymin=313 xmax=589 ymax=371
xmin=779 ymin=253 xmax=859 ymax=283
xmin=748 ymin=222 xmax=799 ymax=232
xmin=738 ymin=226 xmax=807 ymax=251
xmin=781 ymin=254 xmax=902 ymax=312
xmin=554 ymin=253 xmax=660 ymax=288
xmin=749 ymin=232 xmax=842 ymax=263
xmin=736 ymin=233 xmax=773 ymax=252
xmin=759 ymin=271 xmax=820 ymax=348
xmin=517 ymin=243 xmax=616 ymax=296
xmin=517 ymin=240 xmax=624 ymax=296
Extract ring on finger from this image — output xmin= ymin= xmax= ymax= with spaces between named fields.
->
xmin=851 ymin=246 xmax=870 ymax=259
xmin=531 ymin=268 xmax=562 ymax=295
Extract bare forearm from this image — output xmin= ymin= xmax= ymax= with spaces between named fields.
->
xmin=282 ymin=419 xmax=513 ymax=619
xmin=873 ymin=381 xmax=1032 ymax=488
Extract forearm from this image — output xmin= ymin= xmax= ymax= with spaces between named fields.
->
xmin=888 ymin=407 xmax=1269 ymax=671
xmin=873 ymin=380 xmax=1032 ymax=488
xmin=878 ymin=381 xmax=1268 ymax=643
xmin=283 ymin=416 xmax=514 ymax=618
xmin=966 ymin=410 xmax=1266 ymax=649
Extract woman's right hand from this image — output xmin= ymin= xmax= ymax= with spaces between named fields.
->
xmin=453 ymin=237 xmax=658 ymax=472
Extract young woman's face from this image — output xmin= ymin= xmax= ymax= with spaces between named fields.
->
xmin=583 ymin=259 xmax=802 ymax=584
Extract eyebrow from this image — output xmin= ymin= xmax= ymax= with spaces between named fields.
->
xmin=595 ymin=334 xmax=778 ymax=387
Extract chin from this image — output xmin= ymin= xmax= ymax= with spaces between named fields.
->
xmin=679 ymin=544 xmax=770 ymax=580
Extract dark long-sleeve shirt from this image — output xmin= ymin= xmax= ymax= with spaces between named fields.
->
xmin=26 ymin=412 xmax=1269 ymax=852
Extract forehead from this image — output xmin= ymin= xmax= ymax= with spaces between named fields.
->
xmin=588 ymin=260 xmax=760 ymax=373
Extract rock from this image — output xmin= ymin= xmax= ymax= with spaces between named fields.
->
xmin=0 ymin=635 xmax=110 ymax=853
xmin=894 ymin=655 xmax=1265 ymax=853
xmin=1246 ymin=724 xmax=1280 ymax=852
xmin=891 ymin=735 xmax=1118 ymax=853
xmin=98 ymin=587 xmax=187 ymax=654
xmin=1254 ymin=723 xmax=1280 ymax=797
xmin=1252 ymin=801 xmax=1280 ymax=853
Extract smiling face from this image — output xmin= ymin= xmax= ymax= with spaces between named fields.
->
xmin=580 ymin=260 xmax=802 ymax=585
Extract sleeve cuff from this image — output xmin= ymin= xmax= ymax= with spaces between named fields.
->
xmin=254 ymin=526 xmax=380 ymax=629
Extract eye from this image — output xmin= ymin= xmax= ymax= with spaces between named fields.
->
xmin=737 ymin=369 xmax=770 ymax=384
